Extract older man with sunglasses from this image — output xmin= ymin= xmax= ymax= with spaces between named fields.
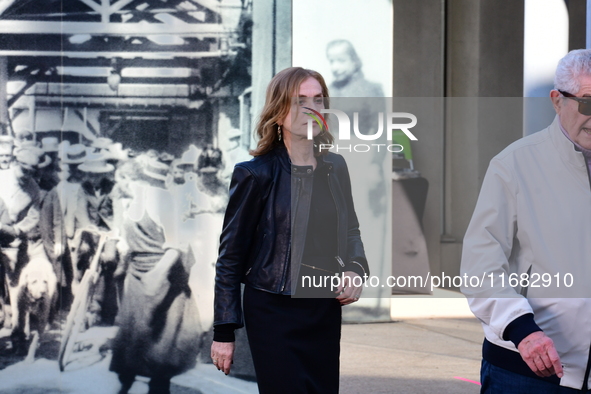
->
xmin=461 ymin=49 xmax=591 ymax=393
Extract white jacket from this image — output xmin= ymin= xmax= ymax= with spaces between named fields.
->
xmin=461 ymin=116 xmax=591 ymax=389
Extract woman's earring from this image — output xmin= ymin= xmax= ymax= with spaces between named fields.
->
xmin=278 ymin=125 xmax=282 ymax=141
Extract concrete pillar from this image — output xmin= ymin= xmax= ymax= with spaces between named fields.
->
xmin=446 ymin=0 xmax=524 ymax=97
xmin=393 ymin=0 xmax=446 ymax=277
xmin=393 ymin=0 xmax=445 ymax=98
xmin=393 ymin=0 xmax=525 ymax=282
xmin=568 ymin=0 xmax=587 ymax=50
xmin=443 ymin=0 xmax=525 ymax=278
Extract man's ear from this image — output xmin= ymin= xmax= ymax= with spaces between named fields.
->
xmin=550 ymin=90 xmax=562 ymax=114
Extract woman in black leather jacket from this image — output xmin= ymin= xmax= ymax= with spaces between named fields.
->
xmin=211 ymin=67 xmax=369 ymax=394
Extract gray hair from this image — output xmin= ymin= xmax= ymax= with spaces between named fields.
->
xmin=554 ymin=49 xmax=591 ymax=93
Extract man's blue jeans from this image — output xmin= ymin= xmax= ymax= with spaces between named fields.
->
xmin=481 ymin=360 xmax=591 ymax=394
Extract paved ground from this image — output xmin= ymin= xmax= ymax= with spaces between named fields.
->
xmin=0 ymin=317 xmax=483 ymax=393
xmin=340 ymin=318 xmax=482 ymax=394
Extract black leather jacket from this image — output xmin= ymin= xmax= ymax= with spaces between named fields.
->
xmin=214 ymin=145 xmax=369 ymax=328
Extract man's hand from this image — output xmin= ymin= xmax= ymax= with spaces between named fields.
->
xmin=335 ymin=271 xmax=363 ymax=305
xmin=211 ymin=341 xmax=235 ymax=375
xmin=518 ymin=331 xmax=563 ymax=378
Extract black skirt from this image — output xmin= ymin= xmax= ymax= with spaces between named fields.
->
xmin=243 ymin=285 xmax=342 ymax=394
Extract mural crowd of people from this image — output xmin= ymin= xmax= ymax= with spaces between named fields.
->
xmin=0 ymin=127 xmax=249 ymax=391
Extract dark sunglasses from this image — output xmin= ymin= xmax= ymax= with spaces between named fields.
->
xmin=558 ymin=90 xmax=591 ymax=115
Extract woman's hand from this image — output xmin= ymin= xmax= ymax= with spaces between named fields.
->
xmin=335 ymin=271 xmax=363 ymax=305
xmin=211 ymin=341 xmax=235 ymax=375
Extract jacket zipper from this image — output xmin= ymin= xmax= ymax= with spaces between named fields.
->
xmin=281 ymin=177 xmax=299 ymax=292
xmin=327 ymin=170 xmax=344 ymax=269
xmin=281 ymin=241 xmax=291 ymax=292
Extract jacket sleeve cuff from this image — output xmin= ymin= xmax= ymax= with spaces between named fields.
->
xmin=213 ymin=323 xmax=239 ymax=342
xmin=345 ymin=261 xmax=367 ymax=281
xmin=502 ymin=313 xmax=542 ymax=347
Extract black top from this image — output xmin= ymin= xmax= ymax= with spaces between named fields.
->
xmin=301 ymin=161 xmax=338 ymax=268
xmin=295 ymin=161 xmax=339 ymax=299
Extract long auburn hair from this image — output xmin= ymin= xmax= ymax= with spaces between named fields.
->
xmin=250 ymin=67 xmax=334 ymax=157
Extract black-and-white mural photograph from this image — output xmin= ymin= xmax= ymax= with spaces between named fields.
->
xmin=0 ymin=0 xmax=261 ymax=392
xmin=293 ymin=0 xmax=396 ymax=322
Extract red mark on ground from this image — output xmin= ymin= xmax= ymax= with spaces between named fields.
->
xmin=453 ymin=376 xmax=481 ymax=385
